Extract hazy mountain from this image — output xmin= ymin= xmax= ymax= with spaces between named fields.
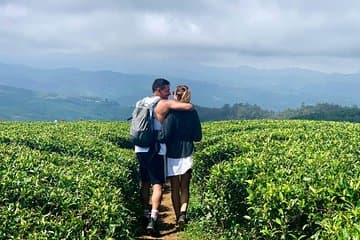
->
xmin=0 ymin=85 xmax=132 ymax=121
xmin=0 ymin=62 xmax=359 ymax=110
xmin=172 ymin=65 xmax=360 ymax=109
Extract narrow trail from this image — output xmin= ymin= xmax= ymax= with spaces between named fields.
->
xmin=137 ymin=181 xmax=184 ymax=240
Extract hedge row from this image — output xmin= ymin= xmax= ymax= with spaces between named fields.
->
xmin=0 ymin=121 xmax=140 ymax=239
xmin=189 ymin=120 xmax=360 ymax=239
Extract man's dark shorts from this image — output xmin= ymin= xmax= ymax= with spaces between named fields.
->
xmin=136 ymin=152 xmax=166 ymax=184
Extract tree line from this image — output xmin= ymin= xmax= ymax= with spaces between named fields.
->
xmin=196 ymin=103 xmax=360 ymax=122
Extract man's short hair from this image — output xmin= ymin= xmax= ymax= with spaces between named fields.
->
xmin=152 ymin=78 xmax=170 ymax=92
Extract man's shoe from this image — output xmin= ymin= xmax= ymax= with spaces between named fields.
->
xmin=146 ymin=217 xmax=158 ymax=236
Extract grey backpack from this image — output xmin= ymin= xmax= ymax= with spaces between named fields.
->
xmin=130 ymin=96 xmax=161 ymax=147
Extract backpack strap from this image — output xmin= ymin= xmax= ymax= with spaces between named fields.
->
xmin=141 ymin=96 xmax=161 ymax=135
xmin=149 ymin=96 xmax=161 ymax=119
xmin=152 ymin=96 xmax=161 ymax=106
xmin=149 ymin=97 xmax=162 ymax=154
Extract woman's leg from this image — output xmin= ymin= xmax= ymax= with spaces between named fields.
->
xmin=179 ymin=170 xmax=192 ymax=214
xmin=170 ymin=175 xmax=181 ymax=220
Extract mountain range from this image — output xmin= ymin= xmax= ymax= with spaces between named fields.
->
xmin=0 ymin=62 xmax=359 ymax=120
xmin=0 ymin=84 xmax=133 ymax=121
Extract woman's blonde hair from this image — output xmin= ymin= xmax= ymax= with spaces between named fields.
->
xmin=173 ymin=85 xmax=191 ymax=103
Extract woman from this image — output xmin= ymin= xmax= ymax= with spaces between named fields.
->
xmin=159 ymin=85 xmax=202 ymax=229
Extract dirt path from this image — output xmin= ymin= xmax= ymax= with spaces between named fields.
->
xmin=137 ymin=181 xmax=183 ymax=240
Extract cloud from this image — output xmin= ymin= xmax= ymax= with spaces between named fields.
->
xmin=1 ymin=0 xmax=360 ymax=73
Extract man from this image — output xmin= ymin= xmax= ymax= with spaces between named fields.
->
xmin=134 ymin=78 xmax=192 ymax=235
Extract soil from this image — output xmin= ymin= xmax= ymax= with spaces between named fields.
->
xmin=136 ymin=181 xmax=184 ymax=240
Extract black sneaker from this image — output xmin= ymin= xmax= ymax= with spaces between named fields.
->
xmin=146 ymin=217 xmax=158 ymax=236
xmin=177 ymin=213 xmax=186 ymax=230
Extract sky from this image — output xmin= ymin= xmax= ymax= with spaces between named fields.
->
xmin=1 ymin=0 xmax=360 ymax=75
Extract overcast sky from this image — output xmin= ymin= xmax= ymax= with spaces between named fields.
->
xmin=1 ymin=0 xmax=360 ymax=75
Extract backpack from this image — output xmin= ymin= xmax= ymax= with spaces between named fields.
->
xmin=130 ymin=96 xmax=161 ymax=147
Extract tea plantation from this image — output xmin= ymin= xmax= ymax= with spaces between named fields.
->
xmin=0 ymin=120 xmax=359 ymax=239
xmin=188 ymin=120 xmax=360 ymax=239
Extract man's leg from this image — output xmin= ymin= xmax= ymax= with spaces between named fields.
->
xmin=151 ymin=183 xmax=162 ymax=210
xmin=146 ymin=154 xmax=165 ymax=234
xmin=146 ymin=183 xmax=162 ymax=235
xmin=150 ymin=183 xmax=163 ymax=220
xmin=148 ymin=154 xmax=166 ymax=215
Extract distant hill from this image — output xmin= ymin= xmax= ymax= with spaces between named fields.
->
xmin=0 ymin=62 xmax=359 ymax=110
xmin=0 ymin=84 xmax=359 ymax=122
xmin=0 ymin=85 xmax=132 ymax=121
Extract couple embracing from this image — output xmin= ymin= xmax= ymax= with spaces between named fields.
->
xmin=132 ymin=78 xmax=202 ymax=235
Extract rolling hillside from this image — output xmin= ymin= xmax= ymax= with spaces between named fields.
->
xmin=1 ymin=62 xmax=359 ymax=110
xmin=0 ymin=85 xmax=132 ymax=121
